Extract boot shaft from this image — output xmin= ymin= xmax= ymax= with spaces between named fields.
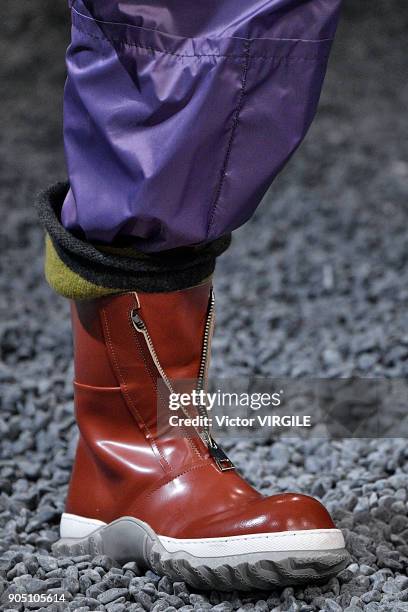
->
xmin=66 ymin=282 xmax=216 ymax=521
xmin=71 ymin=282 xmax=212 ymax=387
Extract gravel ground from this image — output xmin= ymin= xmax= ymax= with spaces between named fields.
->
xmin=1 ymin=1 xmax=408 ymax=611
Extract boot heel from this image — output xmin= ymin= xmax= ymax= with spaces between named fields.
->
xmin=53 ymin=516 xmax=154 ymax=570
xmin=52 ymin=530 xmax=104 ymax=558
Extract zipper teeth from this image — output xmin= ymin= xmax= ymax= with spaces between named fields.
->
xmin=130 ymin=290 xmax=215 ymax=445
xmin=130 ymin=293 xmax=234 ymax=470
xmin=132 ymin=312 xmax=205 ymax=459
xmin=131 ymin=314 xmax=175 ymax=394
xmin=195 ymin=290 xmax=215 ymax=442
xmin=196 ymin=289 xmax=215 ymax=394
xmin=142 ymin=327 xmax=174 ymax=392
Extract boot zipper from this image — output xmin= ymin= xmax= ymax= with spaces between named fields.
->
xmin=131 ymin=309 xmax=201 ymax=460
xmin=195 ymin=289 xmax=215 ymax=447
xmin=130 ymin=290 xmax=234 ymax=472
xmin=194 ymin=291 xmax=235 ymax=471
xmin=131 ymin=310 xmax=175 ymax=395
xmin=196 ymin=288 xmax=215 ymax=396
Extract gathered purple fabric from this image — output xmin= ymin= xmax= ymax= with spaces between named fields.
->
xmin=62 ymin=0 xmax=342 ymax=252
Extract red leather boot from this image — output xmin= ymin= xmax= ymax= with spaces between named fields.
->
xmin=53 ymin=281 xmax=349 ymax=590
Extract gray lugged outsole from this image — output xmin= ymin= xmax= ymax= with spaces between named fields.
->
xmin=52 ymin=517 xmax=350 ymax=591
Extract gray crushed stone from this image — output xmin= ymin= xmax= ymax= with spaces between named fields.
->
xmin=1 ymin=0 xmax=408 ymax=610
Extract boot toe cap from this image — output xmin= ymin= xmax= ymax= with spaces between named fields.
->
xmin=257 ymin=492 xmax=336 ymax=533
xmin=185 ymin=492 xmax=336 ymax=538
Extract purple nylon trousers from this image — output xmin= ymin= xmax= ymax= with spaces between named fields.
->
xmin=61 ymin=1 xmax=342 ymax=252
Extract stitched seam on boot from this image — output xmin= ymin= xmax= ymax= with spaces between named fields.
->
xmin=100 ymin=305 xmax=171 ymax=473
xmin=74 ymin=381 xmax=121 ymax=391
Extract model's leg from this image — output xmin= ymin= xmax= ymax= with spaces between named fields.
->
xmin=40 ymin=0 xmax=343 ymax=297
xmin=38 ymin=0 xmax=349 ymax=589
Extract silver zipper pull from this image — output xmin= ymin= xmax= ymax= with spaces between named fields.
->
xmin=131 ymin=310 xmax=145 ymax=331
xmin=207 ymin=436 xmax=235 ymax=471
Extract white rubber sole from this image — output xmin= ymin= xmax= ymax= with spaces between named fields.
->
xmin=60 ymin=512 xmax=345 ymax=558
xmin=55 ymin=514 xmax=350 ymax=589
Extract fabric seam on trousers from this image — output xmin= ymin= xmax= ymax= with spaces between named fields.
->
xmin=72 ymin=21 xmax=330 ymax=61
xmin=206 ymin=40 xmax=252 ymax=237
